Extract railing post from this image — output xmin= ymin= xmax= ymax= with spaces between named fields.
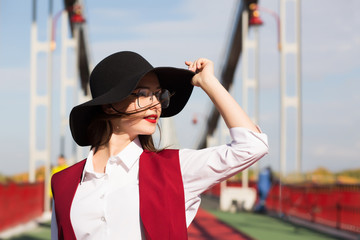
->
xmin=336 ymin=202 xmax=341 ymax=230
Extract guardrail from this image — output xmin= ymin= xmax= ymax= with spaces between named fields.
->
xmin=0 ymin=182 xmax=44 ymax=232
xmin=266 ymin=183 xmax=360 ymax=234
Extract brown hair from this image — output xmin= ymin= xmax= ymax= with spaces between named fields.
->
xmin=87 ymin=106 xmax=163 ymax=154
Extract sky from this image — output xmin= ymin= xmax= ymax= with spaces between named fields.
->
xmin=0 ymin=0 xmax=359 ymax=176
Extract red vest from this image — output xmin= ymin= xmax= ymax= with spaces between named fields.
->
xmin=51 ymin=149 xmax=188 ymax=240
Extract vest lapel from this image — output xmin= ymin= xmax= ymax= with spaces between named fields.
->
xmin=139 ymin=150 xmax=188 ymax=240
xmin=52 ymin=159 xmax=86 ymax=240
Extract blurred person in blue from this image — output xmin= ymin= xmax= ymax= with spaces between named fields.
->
xmin=51 ymin=51 xmax=269 ymax=239
xmin=254 ymin=166 xmax=273 ymax=213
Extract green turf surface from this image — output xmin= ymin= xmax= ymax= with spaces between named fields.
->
xmin=2 ymin=211 xmax=340 ymax=240
xmin=3 ymin=222 xmax=51 ymax=240
xmin=208 ymin=210 xmax=338 ymax=240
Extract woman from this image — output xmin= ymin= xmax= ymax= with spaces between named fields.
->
xmin=51 ymin=51 xmax=268 ymax=240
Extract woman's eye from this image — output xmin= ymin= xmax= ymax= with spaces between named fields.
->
xmin=137 ymin=89 xmax=148 ymax=97
xmin=155 ymin=90 xmax=162 ymax=98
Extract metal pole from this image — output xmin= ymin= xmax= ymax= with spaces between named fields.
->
xmin=43 ymin=0 xmax=54 ymax=213
xmin=279 ymin=0 xmax=287 ymax=178
xmin=253 ymin=26 xmax=260 ymax=179
xmin=29 ymin=0 xmax=37 ymax=183
xmin=279 ymin=0 xmax=287 ymax=218
xmin=296 ymin=0 xmax=302 ymax=176
xmin=241 ymin=9 xmax=260 ymax=187
xmin=254 ymin=27 xmax=260 ymax=129
xmin=73 ymin=24 xmax=82 ymax=164
xmin=241 ymin=9 xmax=249 ymax=188
xmin=60 ymin=10 xmax=72 ymax=157
xmin=29 ymin=0 xmax=52 ymax=213
xmin=160 ymin=118 xmax=180 ymax=149
xmin=280 ymin=0 xmax=302 ymax=178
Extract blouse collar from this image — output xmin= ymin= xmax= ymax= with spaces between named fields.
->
xmin=81 ymin=137 xmax=143 ymax=183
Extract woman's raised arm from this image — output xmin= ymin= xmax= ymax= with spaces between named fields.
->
xmin=185 ymin=58 xmax=260 ymax=133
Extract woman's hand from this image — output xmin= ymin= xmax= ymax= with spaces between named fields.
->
xmin=185 ymin=58 xmax=216 ymax=88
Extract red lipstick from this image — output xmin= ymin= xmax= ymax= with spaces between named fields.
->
xmin=144 ymin=115 xmax=158 ymax=123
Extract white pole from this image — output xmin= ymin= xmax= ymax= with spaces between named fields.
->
xmin=280 ymin=0 xmax=287 ymax=178
xmin=241 ymin=9 xmax=249 ymax=189
xmin=253 ymin=25 xmax=260 ymax=180
xmin=296 ymin=0 xmax=302 ymax=176
xmin=29 ymin=0 xmax=37 ymax=183
xmin=43 ymin=0 xmax=54 ymax=213
xmin=160 ymin=118 xmax=180 ymax=149
xmin=60 ymin=10 xmax=77 ymax=164
xmin=241 ymin=9 xmax=260 ymax=188
xmin=60 ymin=10 xmax=67 ymax=156
xmin=279 ymin=0 xmax=302 ymax=178
xmin=29 ymin=0 xmax=52 ymax=212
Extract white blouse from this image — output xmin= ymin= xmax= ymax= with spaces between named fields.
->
xmin=51 ymin=127 xmax=268 ymax=240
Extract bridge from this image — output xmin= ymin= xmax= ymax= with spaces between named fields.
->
xmin=0 ymin=0 xmax=359 ymax=239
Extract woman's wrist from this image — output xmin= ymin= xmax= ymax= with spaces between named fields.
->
xmin=200 ymin=76 xmax=223 ymax=95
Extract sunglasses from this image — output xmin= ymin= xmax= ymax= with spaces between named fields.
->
xmin=131 ymin=88 xmax=171 ymax=109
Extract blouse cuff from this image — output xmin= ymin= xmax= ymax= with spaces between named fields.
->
xmin=229 ymin=127 xmax=268 ymax=146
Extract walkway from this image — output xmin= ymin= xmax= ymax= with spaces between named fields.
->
xmin=2 ymin=196 xmax=354 ymax=240
xmin=188 ymin=208 xmax=252 ymax=240
xmin=2 ymin=208 xmax=250 ymax=240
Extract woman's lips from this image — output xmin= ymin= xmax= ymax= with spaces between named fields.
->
xmin=144 ymin=115 xmax=158 ymax=123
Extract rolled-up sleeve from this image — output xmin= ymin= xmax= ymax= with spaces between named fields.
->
xmin=180 ymin=127 xmax=268 ymax=226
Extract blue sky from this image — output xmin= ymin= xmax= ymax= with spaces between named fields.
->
xmin=0 ymin=0 xmax=359 ymax=175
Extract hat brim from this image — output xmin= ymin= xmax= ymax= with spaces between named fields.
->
xmin=70 ymin=67 xmax=195 ymax=146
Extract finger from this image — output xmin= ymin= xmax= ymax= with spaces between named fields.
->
xmin=190 ymin=60 xmax=198 ymax=72
xmin=185 ymin=61 xmax=195 ymax=72
xmin=197 ymin=58 xmax=204 ymax=69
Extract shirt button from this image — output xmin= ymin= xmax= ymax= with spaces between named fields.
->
xmin=100 ymin=194 xmax=105 ymax=199
xmin=101 ymin=217 xmax=106 ymax=222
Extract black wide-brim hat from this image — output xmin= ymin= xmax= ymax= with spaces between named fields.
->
xmin=70 ymin=51 xmax=195 ymax=146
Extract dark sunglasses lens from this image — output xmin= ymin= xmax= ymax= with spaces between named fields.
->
xmin=160 ymin=90 xmax=170 ymax=109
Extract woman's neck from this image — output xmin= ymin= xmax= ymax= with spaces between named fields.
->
xmin=92 ymin=133 xmax=134 ymax=173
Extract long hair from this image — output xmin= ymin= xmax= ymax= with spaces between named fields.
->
xmin=87 ymin=106 xmax=163 ymax=154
